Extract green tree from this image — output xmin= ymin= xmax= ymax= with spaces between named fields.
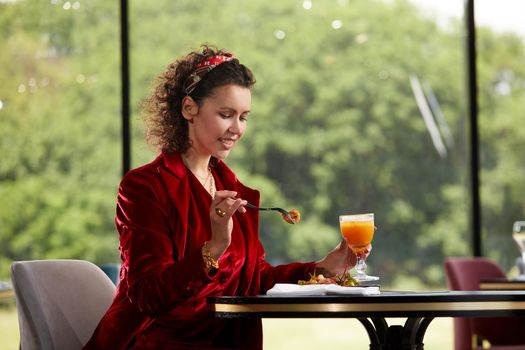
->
xmin=0 ymin=1 xmax=121 ymax=278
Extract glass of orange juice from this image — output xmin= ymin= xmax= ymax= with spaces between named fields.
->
xmin=339 ymin=213 xmax=379 ymax=282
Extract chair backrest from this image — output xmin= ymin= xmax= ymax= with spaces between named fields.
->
xmin=444 ymin=257 xmax=525 ymax=350
xmin=11 ymin=259 xmax=116 ymax=350
xmin=445 ymin=257 xmax=507 ymax=290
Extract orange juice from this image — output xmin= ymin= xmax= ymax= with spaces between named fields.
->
xmin=340 ymin=220 xmax=374 ymax=252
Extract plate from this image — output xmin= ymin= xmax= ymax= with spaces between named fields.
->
xmin=266 ymin=283 xmax=380 ymax=296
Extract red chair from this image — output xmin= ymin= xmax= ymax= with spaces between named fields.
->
xmin=444 ymin=257 xmax=525 ymax=350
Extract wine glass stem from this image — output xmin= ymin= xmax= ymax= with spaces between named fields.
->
xmin=355 ymin=256 xmax=367 ymax=278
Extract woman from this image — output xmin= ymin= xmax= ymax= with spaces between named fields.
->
xmin=84 ymin=44 xmax=355 ymax=350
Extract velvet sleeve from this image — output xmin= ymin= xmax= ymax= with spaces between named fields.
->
xmin=256 ymin=240 xmax=317 ymax=293
xmin=116 ymin=170 xmax=213 ymax=315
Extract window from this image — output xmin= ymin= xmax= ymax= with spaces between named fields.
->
xmin=476 ymin=0 xmax=525 ymax=269
xmin=0 ymin=0 xmax=120 ymax=274
xmin=130 ymin=0 xmax=468 ymax=288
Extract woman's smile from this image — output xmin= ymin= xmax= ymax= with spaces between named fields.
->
xmin=219 ymin=137 xmax=237 ymax=149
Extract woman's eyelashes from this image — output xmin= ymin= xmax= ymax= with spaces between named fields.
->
xmin=219 ymin=112 xmax=249 ymax=122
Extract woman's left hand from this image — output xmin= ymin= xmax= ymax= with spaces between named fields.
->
xmin=315 ymin=242 xmax=371 ymax=278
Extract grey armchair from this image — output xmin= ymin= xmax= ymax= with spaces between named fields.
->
xmin=11 ymin=259 xmax=116 ymax=350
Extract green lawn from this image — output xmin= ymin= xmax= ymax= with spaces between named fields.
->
xmin=0 ymin=306 xmax=452 ymax=349
xmin=0 ymin=306 xmax=19 ymax=350
xmin=263 ymin=318 xmax=452 ymax=349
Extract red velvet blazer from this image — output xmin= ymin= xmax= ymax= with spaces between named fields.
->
xmin=83 ymin=152 xmax=315 ymax=350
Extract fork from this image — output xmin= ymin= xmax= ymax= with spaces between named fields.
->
xmin=243 ymin=201 xmax=297 ymax=224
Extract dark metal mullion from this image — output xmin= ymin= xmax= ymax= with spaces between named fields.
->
xmin=120 ymin=0 xmax=131 ymax=176
xmin=465 ymin=0 xmax=482 ymax=257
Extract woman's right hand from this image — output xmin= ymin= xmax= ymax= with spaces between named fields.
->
xmin=207 ymin=190 xmax=246 ymax=260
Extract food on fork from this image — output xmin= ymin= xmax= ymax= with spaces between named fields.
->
xmin=282 ymin=209 xmax=301 ymax=224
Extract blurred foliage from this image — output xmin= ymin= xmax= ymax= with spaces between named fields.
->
xmin=0 ymin=0 xmax=121 ymax=275
xmin=0 ymin=0 xmax=523 ymax=288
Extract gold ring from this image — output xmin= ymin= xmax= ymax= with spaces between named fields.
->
xmin=215 ymin=207 xmax=226 ymax=217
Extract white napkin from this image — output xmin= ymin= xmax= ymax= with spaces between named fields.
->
xmin=266 ymin=283 xmax=380 ymax=296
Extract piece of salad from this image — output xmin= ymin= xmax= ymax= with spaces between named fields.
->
xmin=298 ymin=272 xmax=360 ymax=287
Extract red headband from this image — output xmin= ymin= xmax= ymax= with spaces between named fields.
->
xmin=184 ymin=53 xmax=236 ymax=94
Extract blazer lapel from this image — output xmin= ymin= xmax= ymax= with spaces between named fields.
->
xmin=157 ymin=152 xmax=191 ymax=254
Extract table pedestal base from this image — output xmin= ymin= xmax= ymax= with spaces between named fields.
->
xmin=358 ymin=317 xmax=434 ymax=350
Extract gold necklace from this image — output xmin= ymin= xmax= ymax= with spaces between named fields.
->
xmin=196 ymin=167 xmax=215 ymax=198
xmin=182 ymin=156 xmax=215 ymax=197
xmin=208 ymin=172 xmax=216 ymax=198
xmin=193 ymin=169 xmax=209 ymax=181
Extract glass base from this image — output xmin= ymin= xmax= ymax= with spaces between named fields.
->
xmin=355 ymin=274 xmax=380 ymax=282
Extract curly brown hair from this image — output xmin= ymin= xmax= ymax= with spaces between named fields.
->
xmin=141 ymin=44 xmax=256 ymax=153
